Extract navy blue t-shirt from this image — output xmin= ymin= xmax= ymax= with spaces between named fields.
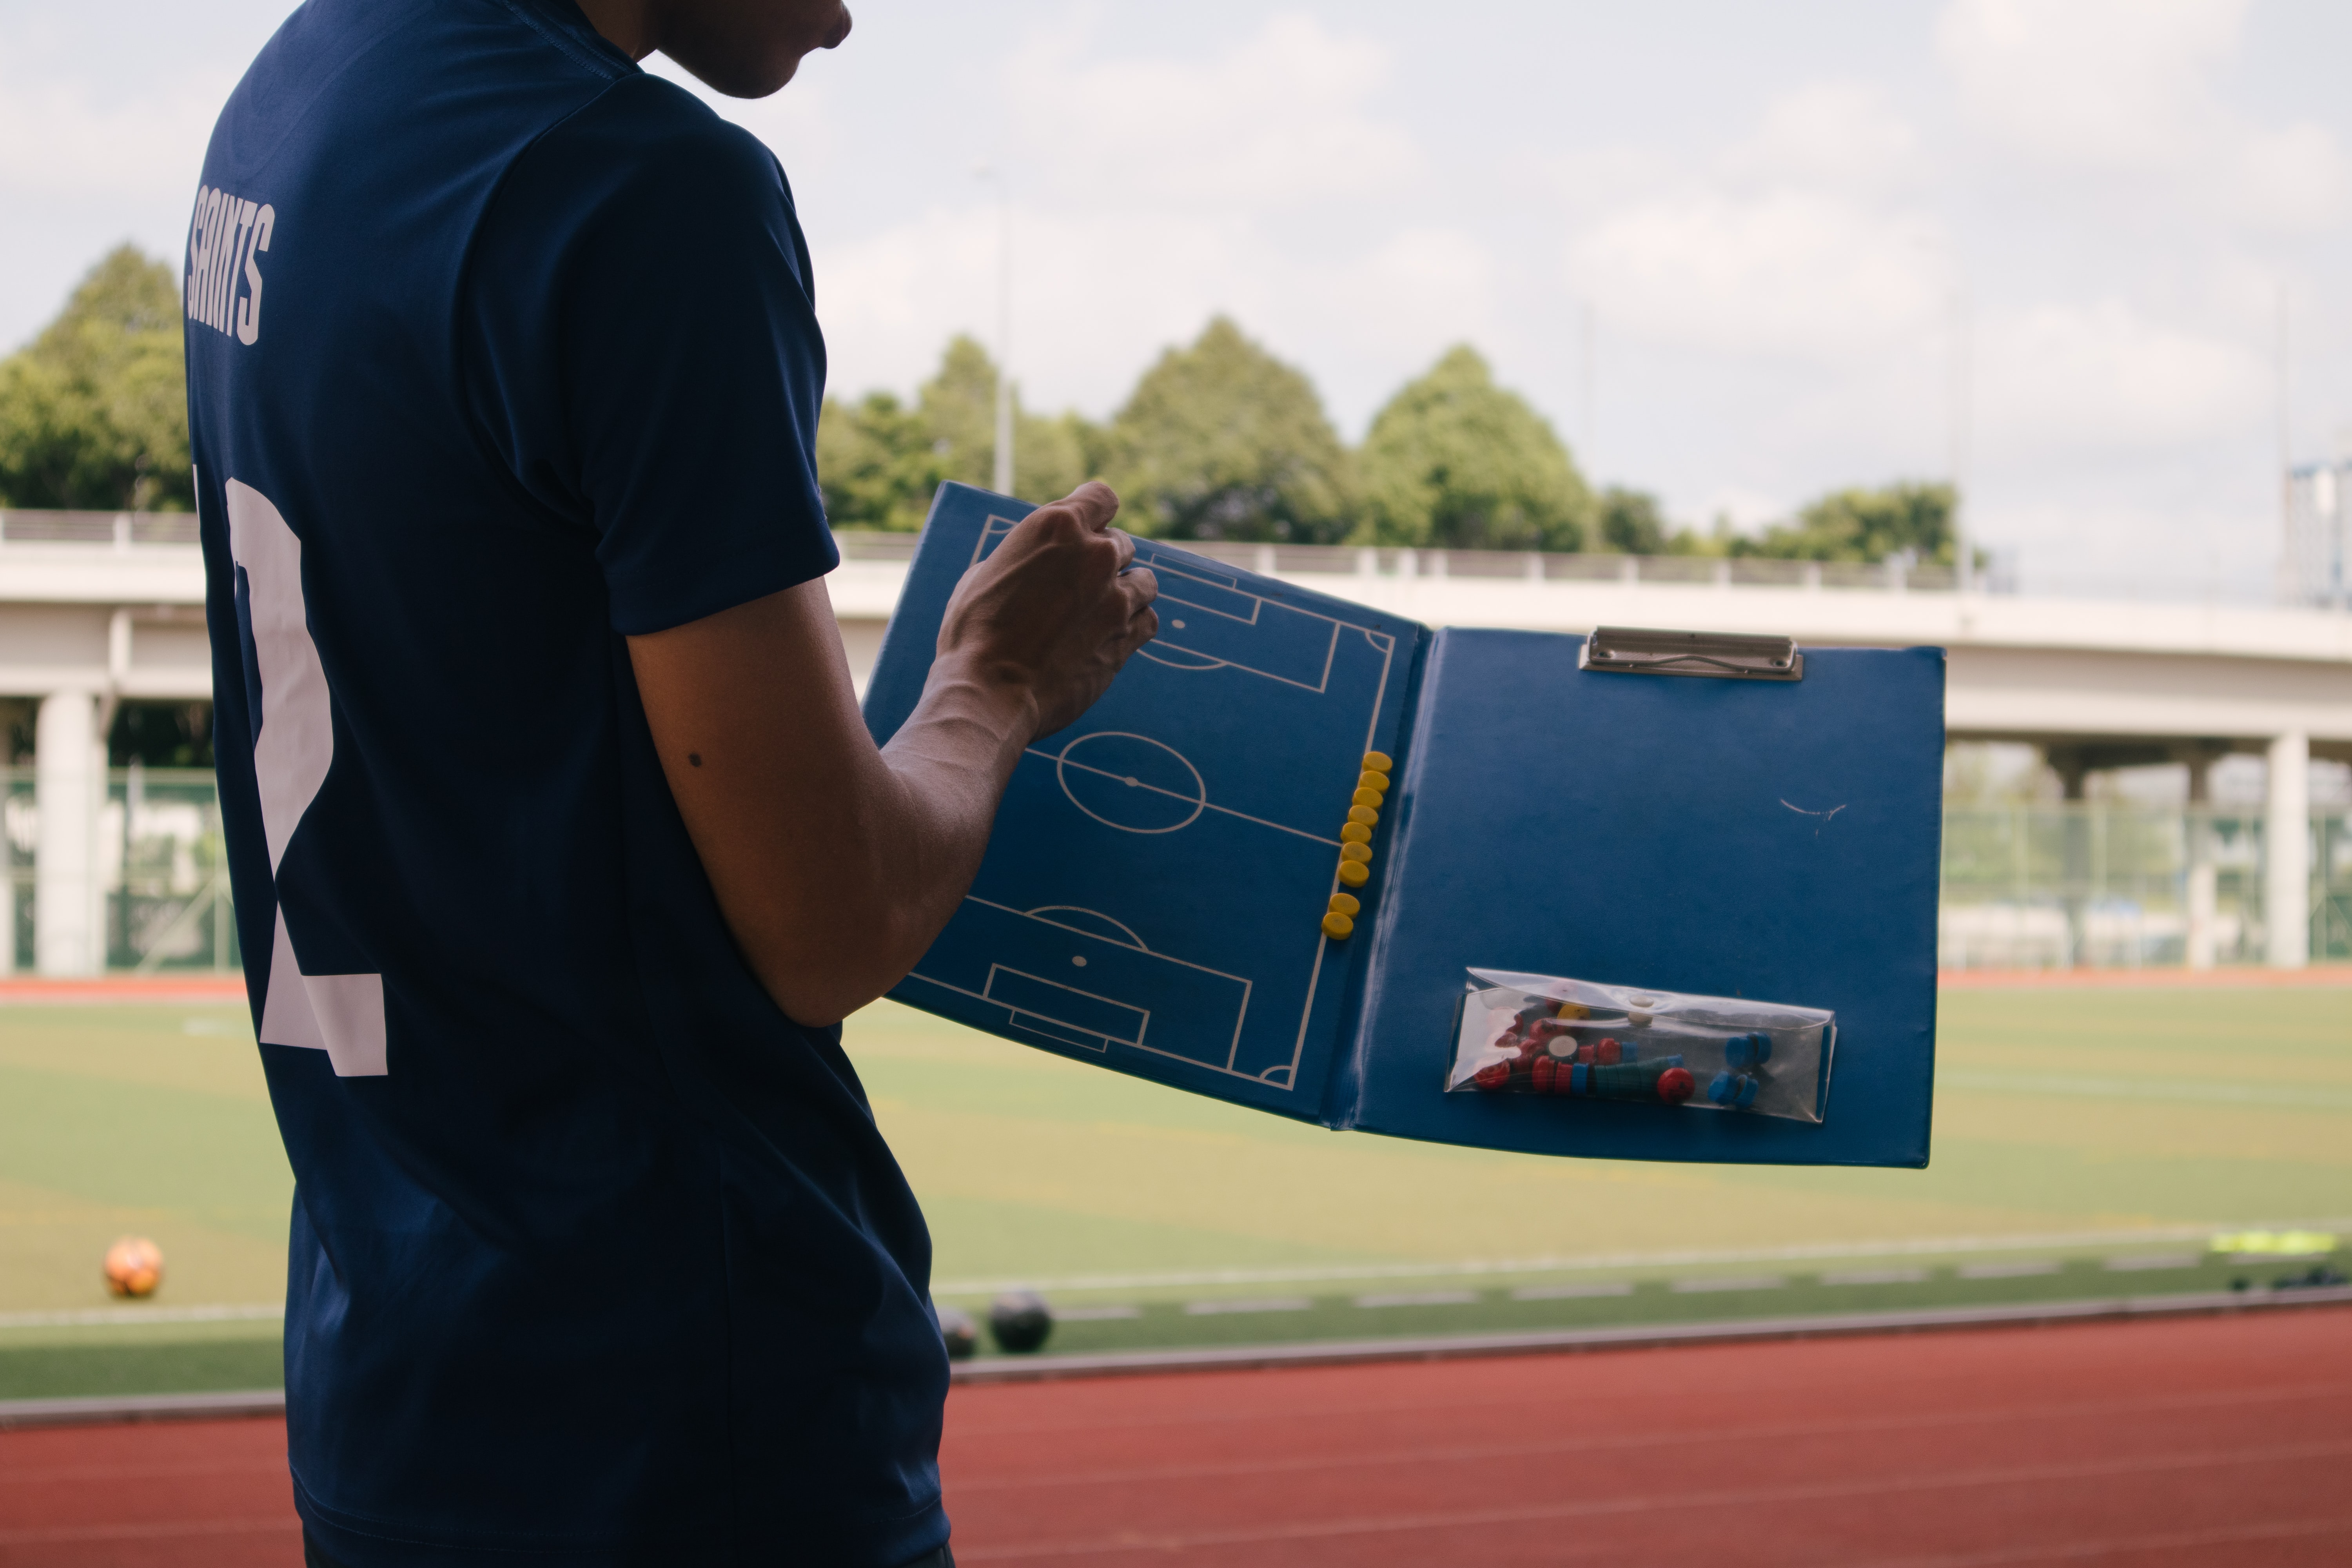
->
xmin=185 ymin=2 xmax=949 ymax=1562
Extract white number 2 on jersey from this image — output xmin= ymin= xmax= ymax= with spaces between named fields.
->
xmin=227 ymin=478 xmax=388 ymax=1076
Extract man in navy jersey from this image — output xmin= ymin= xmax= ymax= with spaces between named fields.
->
xmin=185 ymin=0 xmax=1157 ymax=1562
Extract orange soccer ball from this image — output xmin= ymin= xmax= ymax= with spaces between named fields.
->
xmin=103 ymin=1236 xmax=164 ymax=1299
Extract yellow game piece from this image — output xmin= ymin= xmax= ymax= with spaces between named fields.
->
xmin=1340 ymin=822 xmax=1372 ymax=844
xmin=1337 ymin=860 xmax=1370 ymax=887
xmin=1362 ymin=751 xmax=1392 ymax=773
xmin=1340 ymin=842 xmax=1372 ymax=864
xmin=1321 ymin=911 xmax=1354 ymax=939
xmin=1351 ymin=788 xmax=1382 ymax=809
xmin=1347 ymin=805 xmax=1378 ymax=827
xmin=1555 ymin=1003 xmax=1591 ymax=1020
xmin=1328 ymin=893 xmax=1360 ymax=915
xmin=1359 ymin=771 xmax=1389 ymax=793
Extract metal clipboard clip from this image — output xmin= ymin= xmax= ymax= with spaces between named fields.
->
xmin=1579 ymin=626 xmax=1803 ymax=681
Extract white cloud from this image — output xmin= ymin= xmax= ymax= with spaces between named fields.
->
xmin=814 ymin=203 xmax=1264 ymax=416
xmin=1978 ymin=299 xmax=2266 ymax=454
xmin=1570 ymin=188 xmax=1946 ymax=362
xmin=1937 ymin=0 xmax=2243 ymax=169
xmin=1935 ymin=0 xmax=2345 ymax=227
xmin=1563 ymin=80 xmax=1948 ymax=370
xmin=1728 ymin=82 xmax=1924 ymax=196
xmin=807 ymin=13 xmax=1457 ymax=424
xmin=813 ymin=207 xmax=1496 ymax=429
xmin=1005 ymin=15 xmax=1419 ymax=207
xmin=0 ymin=45 xmax=224 ymax=209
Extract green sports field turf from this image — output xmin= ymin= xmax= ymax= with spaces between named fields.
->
xmin=2 ymin=984 xmax=2346 ymax=1392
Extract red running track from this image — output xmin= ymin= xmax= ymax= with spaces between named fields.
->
xmin=4 ymin=1308 xmax=2348 ymax=1567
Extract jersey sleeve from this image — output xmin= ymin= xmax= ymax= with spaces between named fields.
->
xmin=461 ymin=75 xmax=838 ymax=635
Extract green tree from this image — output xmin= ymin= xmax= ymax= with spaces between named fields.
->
xmin=1103 ymin=317 xmax=1353 ymax=543
xmin=814 ymin=388 xmax=944 ymax=532
xmin=0 ymin=245 xmax=192 ymax=511
xmin=1593 ymin=485 xmax=1670 ymax=555
xmin=815 ymin=336 xmax=1098 ymax=530
xmin=1356 ymin=345 xmax=1588 ymax=552
xmin=1737 ymin=481 xmax=1958 ymax=564
xmin=910 ymin=334 xmax=1095 ymax=503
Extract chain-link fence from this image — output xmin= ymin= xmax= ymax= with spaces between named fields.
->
xmin=5 ymin=773 xmax=2347 ymax=973
xmin=4 ymin=766 xmax=239 ymax=973
xmin=1941 ymin=803 xmax=2352 ymax=968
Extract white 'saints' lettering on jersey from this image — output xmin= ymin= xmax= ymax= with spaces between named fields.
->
xmin=187 ymin=186 xmax=274 ymax=345
xmin=225 ymin=478 xmax=387 ymax=1076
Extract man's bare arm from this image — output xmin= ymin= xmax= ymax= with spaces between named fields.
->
xmin=627 ymin=483 xmax=1158 ymax=1025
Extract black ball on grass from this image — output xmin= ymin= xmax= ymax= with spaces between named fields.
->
xmin=933 ymin=1301 xmax=978 ymax=1360
xmin=988 ymin=1291 xmax=1053 ymax=1354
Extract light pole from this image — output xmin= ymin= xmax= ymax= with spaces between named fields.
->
xmin=1949 ymin=285 xmax=1973 ymax=593
xmin=1578 ymin=300 xmax=1596 ymax=476
xmin=1913 ymin=229 xmax=1974 ymax=595
xmin=974 ymin=166 xmax=1014 ymax=495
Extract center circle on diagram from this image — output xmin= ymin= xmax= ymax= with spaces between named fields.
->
xmin=1058 ymin=732 xmax=1207 ymax=833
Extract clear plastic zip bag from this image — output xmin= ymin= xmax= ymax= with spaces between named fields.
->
xmin=1443 ymin=969 xmax=1835 ymax=1124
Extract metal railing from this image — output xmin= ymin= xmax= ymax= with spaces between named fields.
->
xmin=830 ymin=530 xmax=1982 ymax=593
xmin=0 ymin=510 xmax=202 ymax=548
xmin=0 ymin=510 xmax=2005 ymax=594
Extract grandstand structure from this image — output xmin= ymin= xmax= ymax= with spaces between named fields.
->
xmin=2285 ymin=460 xmax=2352 ymax=612
xmin=2 ymin=509 xmax=2347 ymax=975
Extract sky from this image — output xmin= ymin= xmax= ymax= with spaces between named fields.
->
xmin=8 ymin=0 xmax=2352 ymax=600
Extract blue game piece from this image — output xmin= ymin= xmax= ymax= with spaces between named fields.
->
xmin=1735 ymin=1075 xmax=1760 ymax=1109
xmin=1751 ymin=1031 xmax=1773 ymax=1065
xmin=1708 ymin=1071 xmax=1736 ymax=1105
xmin=1657 ymin=1054 xmax=1684 ymax=1068
xmin=1620 ymin=1041 xmax=1641 ymax=1063
xmin=1570 ymin=1063 xmax=1590 ymax=1096
xmin=1724 ymin=1035 xmax=1754 ymax=1070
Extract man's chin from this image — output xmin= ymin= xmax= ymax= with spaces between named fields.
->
xmin=671 ymin=50 xmax=800 ymax=99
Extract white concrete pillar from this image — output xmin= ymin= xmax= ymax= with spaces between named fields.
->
xmin=2267 ymin=731 xmax=2310 ymax=970
xmin=2184 ymin=756 xmax=2216 ymax=971
xmin=34 ymin=690 xmax=103 ymax=976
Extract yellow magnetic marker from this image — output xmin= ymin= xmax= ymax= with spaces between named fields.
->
xmin=1340 ymin=822 xmax=1372 ymax=844
xmin=1336 ymin=860 xmax=1370 ymax=887
xmin=1347 ymin=805 xmax=1378 ymax=827
xmin=1362 ymin=751 xmax=1392 ymax=773
xmin=1340 ymin=843 xmax=1372 ymax=864
xmin=1321 ymin=912 xmax=1354 ymax=939
xmin=1328 ymin=893 xmax=1360 ymax=915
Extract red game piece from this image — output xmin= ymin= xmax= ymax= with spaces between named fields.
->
xmin=1531 ymin=1056 xmax=1557 ymax=1093
xmin=1594 ymin=1037 xmax=1622 ymax=1065
xmin=1473 ymin=1060 xmax=1512 ymax=1091
xmin=1655 ymin=1067 xmax=1696 ymax=1104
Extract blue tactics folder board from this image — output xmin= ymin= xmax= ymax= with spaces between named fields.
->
xmin=862 ymin=484 xmax=1945 ymax=1168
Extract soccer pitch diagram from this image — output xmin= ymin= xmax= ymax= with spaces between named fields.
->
xmin=893 ymin=521 xmax=1417 ymax=1106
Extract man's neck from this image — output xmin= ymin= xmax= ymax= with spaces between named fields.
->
xmin=570 ymin=0 xmax=656 ymax=61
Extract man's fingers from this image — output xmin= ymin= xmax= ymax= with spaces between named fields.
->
xmin=1105 ymin=527 xmax=1137 ymax=575
xmin=1062 ymin=480 xmax=1120 ymax=533
xmin=1118 ymin=565 xmax=1158 ymax=614
xmin=1121 ymin=606 xmax=1161 ymax=659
